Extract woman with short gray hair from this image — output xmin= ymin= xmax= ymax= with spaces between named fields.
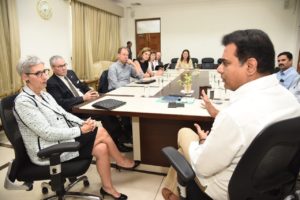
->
xmin=14 ymin=55 xmax=139 ymax=200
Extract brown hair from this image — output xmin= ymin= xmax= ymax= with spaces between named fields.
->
xmin=137 ymin=47 xmax=151 ymax=60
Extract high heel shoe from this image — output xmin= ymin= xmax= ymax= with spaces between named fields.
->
xmin=115 ymin=160 xmax=141 ymax=171
xmin=100 ymin=187 xmax=127 ymax=200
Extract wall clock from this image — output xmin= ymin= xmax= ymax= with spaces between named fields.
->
xmin=36 ymin=0 xmax=53 ymax=20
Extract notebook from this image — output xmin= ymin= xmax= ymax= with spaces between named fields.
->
xmin=92 ymin=99 xmax=126 ymax=110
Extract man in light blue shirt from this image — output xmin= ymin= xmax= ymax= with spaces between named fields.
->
xmin=108 ymin=47 xmax=143 ymax=90
xmin=289 ymin=75 xmax=300 ymax=103
xmin=276 ymin=51 xmax=298 ymax=89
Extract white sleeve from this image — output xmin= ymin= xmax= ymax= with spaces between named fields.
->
xmin=189 ymin=112 xmax=243 ymax=177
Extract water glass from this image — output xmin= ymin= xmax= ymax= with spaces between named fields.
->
xmin=208 ymin=89 xmax=215 ymax=100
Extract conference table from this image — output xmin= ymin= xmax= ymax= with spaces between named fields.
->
xmin=73 ymin=69 xmax=229 ymax=173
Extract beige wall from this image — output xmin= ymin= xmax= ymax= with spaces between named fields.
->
xmin=16 ymin=0 xmax=72 ymax=68
xmin=16 ymin=0 xmax=123 ymax=68
xmin=16 ymin=0 xmax=300 ymax=67
xmin=120 ymin=0 xmax=300 ymax=66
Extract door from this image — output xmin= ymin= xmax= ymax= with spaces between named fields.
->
xmin=135 ymin=18 xmax=161 ymax=57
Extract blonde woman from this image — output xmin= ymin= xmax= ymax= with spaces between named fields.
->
xmin=134 ymin=47 xmax=154 ymax=77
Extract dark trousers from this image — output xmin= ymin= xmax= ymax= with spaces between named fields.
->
xmin=186 ymin=180 xmax=213 ymax=200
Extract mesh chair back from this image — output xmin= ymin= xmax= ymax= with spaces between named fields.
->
xmin=229 ymin=116 xmax=300 ymax=200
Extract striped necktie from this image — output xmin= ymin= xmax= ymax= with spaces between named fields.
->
xmin=64 ymin=77 xmax=80 ymax=97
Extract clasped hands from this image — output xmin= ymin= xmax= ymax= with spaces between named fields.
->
xmin=83 ymin=90 xmax=99 ymax=101
xmin=80 ymin=117 xmax=97 ymax=134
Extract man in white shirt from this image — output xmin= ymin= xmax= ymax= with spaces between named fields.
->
xmin=162 ymin=29 xmax=300 ymax=200
xmin=276 ymin=51 xmax=298 ymax=89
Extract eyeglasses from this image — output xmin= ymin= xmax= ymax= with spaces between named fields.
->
xmin=56 ymin=63 xmax=68 ymax=68
xmin=26 ymin=69 xmax=50 ymax=77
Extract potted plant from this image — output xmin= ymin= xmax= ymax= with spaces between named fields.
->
xmin=178 ymin=72 xmax=193 ymax=93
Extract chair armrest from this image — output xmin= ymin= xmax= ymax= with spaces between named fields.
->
xmin=162 ymin=146 xmax=195 ymax=184
xmin=37 ymin=142 xmax=80 ymax=159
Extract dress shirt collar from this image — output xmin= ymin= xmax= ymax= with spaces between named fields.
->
xmin=56 ymin=74 xmax=66 ymax=79
xmin=280 ymin=66 xmax=295 ymax=76
xmin=229 ymin=75 xmax=279 ymax=103
xmin=117 ymin=60 xmax=128 ymax=68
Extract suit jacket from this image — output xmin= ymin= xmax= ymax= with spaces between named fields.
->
xmin=46 ymin=70 xmax=90 ymax=112
xmin=14 ymin=86 xmax=83 ymax=165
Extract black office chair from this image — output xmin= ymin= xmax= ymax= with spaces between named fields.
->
xmin=162 ymin=116 xmax=300 ymax=200
xmin=98 ymin=70 xmax=109 ymax=94
xmin=169 ymin=58 xmax=179 ymax=69
xmin=200 ymin=57 xmax=215 ymax=69
xmin=191 ymin=58 xmax=199 ymax=68
xmin=217 ymin=58 xmax=223 ymax=66
xmin=0 ymin=94 xmax=101 ymax=200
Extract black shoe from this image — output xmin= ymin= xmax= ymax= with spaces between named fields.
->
xmin=100 ymin=187 xmax=127 ymax=200
xmin=117 ymin=142 xmax=133 ymax=152
xmin=115 ymin=160 xmax=141 ymax=171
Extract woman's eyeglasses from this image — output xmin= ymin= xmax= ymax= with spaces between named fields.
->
xmin=26 ymin=69 xmax=50 ymax=77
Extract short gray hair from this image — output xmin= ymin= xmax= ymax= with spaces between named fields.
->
xmin=16 ymin=56 xmax=44 ymax=76
xmin=49 ymin=55 xmax=64 ymax=67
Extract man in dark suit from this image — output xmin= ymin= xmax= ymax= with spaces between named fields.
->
xmin=47 ymin=55 xmax=132 ymax=152
xmin=47 ymin=67 xmax=98 ymax=112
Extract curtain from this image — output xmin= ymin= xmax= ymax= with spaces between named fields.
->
xmin=71 ymin=1 xmax=120 ymax=80
xmin=0 ymin=0 xmax=21 ymax=97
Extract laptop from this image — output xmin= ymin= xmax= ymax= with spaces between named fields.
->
xmin=92 ymin=99 xmax=126 ymax=110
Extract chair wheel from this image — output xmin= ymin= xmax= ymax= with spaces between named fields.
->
xmin=42 ymin=187 xmax=48 ymax=194
xmin=83 ymin=180 xmax=90 ymax=187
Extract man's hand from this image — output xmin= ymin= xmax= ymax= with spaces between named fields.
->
xmin=194 ymin=123 xmax=209 ymax=144
xmin=156 ymin=69 xmax=164 ymax=76
xmin=201 ymin=90 xmax=219 ymax=118
xmin=127 ymin=59 xmax=134 ymax=65
xmin=83 ymin=90 xmax=99 ymax=101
